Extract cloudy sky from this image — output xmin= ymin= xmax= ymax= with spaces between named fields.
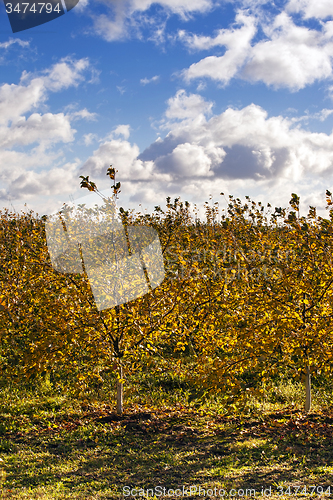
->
xmin=1 ymin=0 xmax=333 ymax=220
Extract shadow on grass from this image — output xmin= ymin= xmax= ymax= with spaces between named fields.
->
xmin=1 ymin=405 xmax=333 ymax=499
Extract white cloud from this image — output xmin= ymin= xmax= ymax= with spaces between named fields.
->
xmin=42 ymin=57 xmax=90 ymax=92
xmin=0 ymin=57 xmax=90 ymax=127
xmin=79 ymin=138 xmax=162 ymax=184
xmin=69 ymin=109 xmax=98 ymax=121
xmin=196 ymin=82 xmax=207 ymax=91
xmin=78 ymin=125 xmax=173 ymax=194
xmin=92 ymin=13 xmax=130 ymax=42
xmin=164 ymin=89 xmax=213 ymax=121
xmin=0 ymin=113 xmax=75 ymax=149
xmin=81 ymin=139 xmax=141 ymax=177
xmin=286 ymin=0 xmax=333 ymax=19
xmin=90 ymin=0 xmax=216 ymax=42
xmin=9 ymin=162 xmax=80 ymax=198
xmin=181 ymin=11 xmax=257 ymax=85
xmin=140 ymin=75 xmax=160 ymax=85
xmin=155 ymin=142 xmax=214 ymax=177
xmin=179 ymin=11 xmax=256 ymax=51
xmin=288 ymin=108 xmax=333 ymax=123
xmin=133 ymin=91 xmax=333 ymax=210
xmin=242 ymin=12 xmax=333 ymax=90
xmin=113 ymin=124 xmax=131 ymax=139
xmin=0 ymin=58 xmax=92 ymax=203
xmin=73 ymin=0 xmax=89 ymax=12
xmin=5 ymin=81 xmax=333 ymax=218
xmin=0 ymin=38 xmax=30 ymax=49
xmin=77 ymin=89 xmax=333 ymax=218
xmin=102 ymin=125 xmax=132 ymax=141
xmin=83 ymin=133 xmax=98 ymax=146
xmin=180 ymin=8 xmax=333 ymax=91
xmin=131 ymin=0 xmax=213 ymax=15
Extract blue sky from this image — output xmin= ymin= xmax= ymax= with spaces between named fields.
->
xmin=1 ymin=0 xmax=333 ymax=220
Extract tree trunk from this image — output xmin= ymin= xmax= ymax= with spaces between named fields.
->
xmin=305 ymin=365 xmax=311 ymax=412
xmin=116 ymin=364 xmax=123 ymax=415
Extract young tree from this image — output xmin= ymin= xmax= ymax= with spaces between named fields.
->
xmin=0 ymin=168 xmax=193 ymax=414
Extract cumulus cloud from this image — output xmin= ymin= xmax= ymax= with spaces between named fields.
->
xmin=0 ymin=113 xmax=75 ymax=149
xmin=317 ymin=108 xmax=333 ymax=120
xmin=138 ymin=91 xmax=333 ymax=187
xmin=286 ymin=0 xmax=333 ymax=19
xmin=9 ymin=162 xmax=80 ymax=198
xmin=5 ymin=80 xmax=328 ymax=218
xmin=242 ymin=12 xmax=333 ymax=90
xmin=179 ymin=10 xmax=256 ymax=51
xmin=0 ymin=57 xmax=90 ymax=127
xmin=164 ymin=89 xmax=213 ymax=121
xmin=113 ymin=124 xmax=131 ymax=139
xmin=76 ymin=89 xmax=333 ymax=217
xmin=0 ymin=58 xmax=93 ymax=202
xmin=79 ymin=137 xmax=169 ymax=184
xmin=80 ymin=139 xmax=142 ymax=177
xmin=155 ymin=142 xmax=214 ymax=177
xmin=180 ymin=7 xmax=333 ymax=91
xmin=181 ymin=10 xmax=257 ymax=85
xmin=41 ymin=57 xmax=90 ymax=92
xmin=102 ymin=124 xmax=132 ymax=141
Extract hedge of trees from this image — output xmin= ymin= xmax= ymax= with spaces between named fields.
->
xmin=1 ymin=169 xmax=333 ymax=413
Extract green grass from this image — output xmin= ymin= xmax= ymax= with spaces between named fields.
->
xmin=1 ymin=375 xmax=333 ymax=499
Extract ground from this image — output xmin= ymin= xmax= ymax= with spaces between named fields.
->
xmin=1 ymin=392 xmax=333 ymax=499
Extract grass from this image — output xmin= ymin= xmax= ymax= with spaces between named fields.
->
xmin=1 ymin=374 xmax=333 ymax=499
